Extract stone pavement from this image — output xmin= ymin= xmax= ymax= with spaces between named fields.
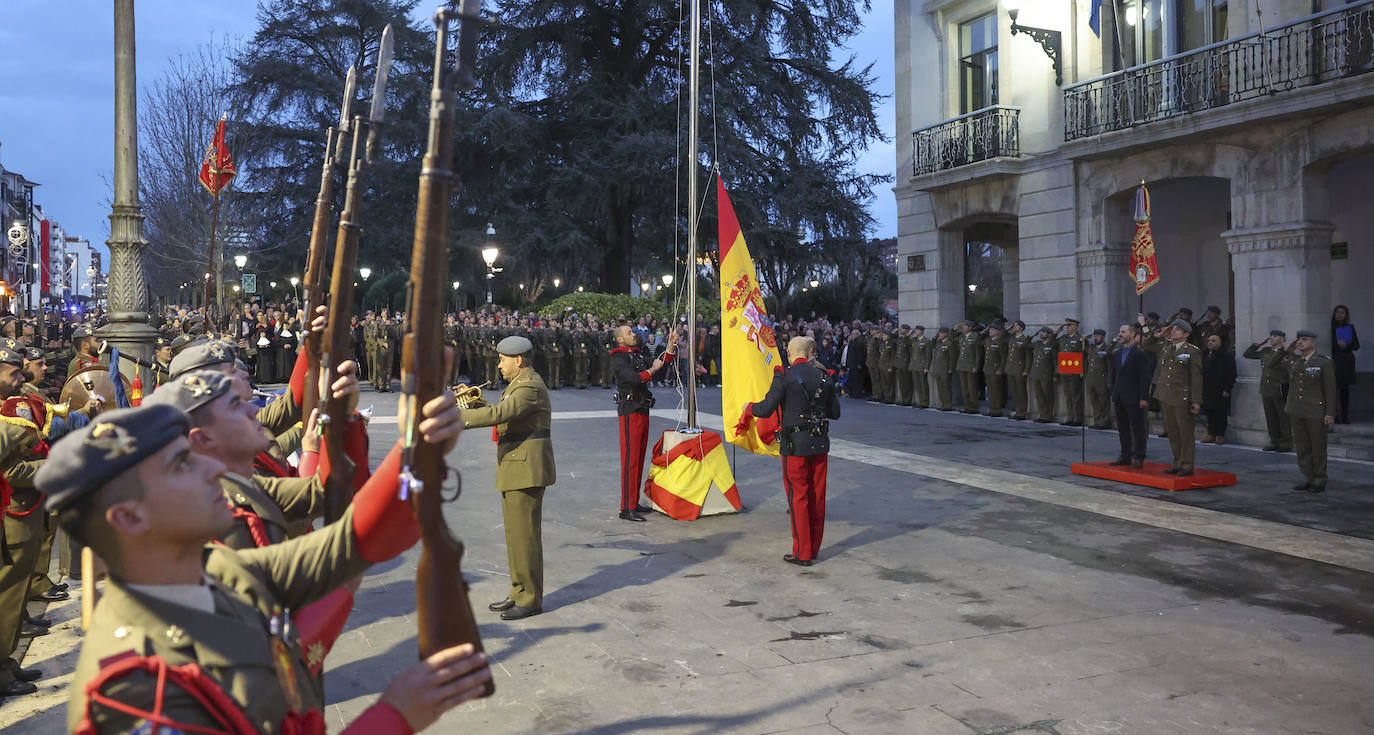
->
xmin=4 ymin=385 xmax=1374 ymax=734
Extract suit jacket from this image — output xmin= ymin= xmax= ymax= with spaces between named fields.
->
xmin=1109 ymin=344 xmax=1154 ymax=405
xmin=461 ymin=367 xmax=556 ymax=491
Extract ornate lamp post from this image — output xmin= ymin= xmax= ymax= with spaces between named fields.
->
xmin=1006 ymin=0 xmax=1064 ymax=86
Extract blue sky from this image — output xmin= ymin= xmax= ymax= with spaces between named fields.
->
xmin=0 ymin=0 xmax=896 ymax=259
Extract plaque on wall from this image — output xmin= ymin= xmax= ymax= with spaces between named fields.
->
xmin=908 ymin=254 xmax=925 ymax=272
xmin=1331 ymin=242 xmax=1348 ymax=260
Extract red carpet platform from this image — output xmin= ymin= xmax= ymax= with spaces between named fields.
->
xmin=1070 ymin=461 xmax=1237 ymax=491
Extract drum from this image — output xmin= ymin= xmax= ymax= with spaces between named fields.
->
xmin=59 ymin=367 xmax=132 ymax=414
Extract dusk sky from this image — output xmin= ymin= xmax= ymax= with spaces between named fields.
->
xmin=0 ymin=0 xmax=897 ymax=262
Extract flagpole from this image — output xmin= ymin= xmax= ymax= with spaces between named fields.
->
xmin=686 ymin=0 xmax=700 ymax=430
xmin=204 ymin=191 xmax=220 ymax=322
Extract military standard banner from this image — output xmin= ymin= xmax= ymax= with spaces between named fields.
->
xmin=1129 ymin=182 xmax=1159 ymax=295
xmin=716 ymin=175 xmax=781 ymax=456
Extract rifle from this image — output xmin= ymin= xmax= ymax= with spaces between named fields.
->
xmin=319 ymin=26 xmax=393 ymax=525
xmin=301 ymin=66 xmax=356 ymax=427
xmin=399 ymin=2 xmax=493 ymax=690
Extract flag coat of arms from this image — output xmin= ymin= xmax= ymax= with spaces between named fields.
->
xmin=198 ymin=113 xmax=237 ymax=196
xmin=716 ymin=175 xmax=781 ymax=456
xmin=1129 ymin=182 xmax=1159 ymax=295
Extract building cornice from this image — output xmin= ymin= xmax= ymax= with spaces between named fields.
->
xmin=1223 ymin=222 xmax=1336 ymax=254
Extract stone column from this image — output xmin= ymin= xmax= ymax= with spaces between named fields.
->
xmin=102 ymin=0 xmax=158 ymax=378
xmin=1075 ymin=242 xmax=1133 ymax=330
xmin=1224 ymin=221 xmax=1335 ymax=444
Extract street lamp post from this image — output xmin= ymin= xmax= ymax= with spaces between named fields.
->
xmin=482 ymin=223 xmax=500 ymax=306
xmin=289 ymin=276 xmax=300 ymax=305
xmin=451 ymin=280 xmax=460 ymax=312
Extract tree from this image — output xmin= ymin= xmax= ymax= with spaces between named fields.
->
xmin=455 ymin=0 xmax=888 ymax=293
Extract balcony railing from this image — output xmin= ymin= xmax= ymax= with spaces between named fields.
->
xmin=912 ymin=105 xmax=1021 ymax=176
xmin=1065 ymin=1 xmax=1374 ymax=141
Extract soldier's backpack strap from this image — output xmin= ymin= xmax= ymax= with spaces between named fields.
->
xmin=76 ymin=654 xmax=262 ymax=735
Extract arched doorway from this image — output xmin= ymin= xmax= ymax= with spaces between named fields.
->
xmin=962 ymin=221 xmax=1018 ymax=324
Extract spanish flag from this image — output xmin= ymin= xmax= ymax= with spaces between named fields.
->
xmin=717 ymin=175 xmax=782 ymax=456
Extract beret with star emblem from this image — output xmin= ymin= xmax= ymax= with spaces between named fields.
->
xmin=22 ymin=347 xmax=44 ymax=361
xmin=0 ymin=347 xmax=23 ymax=367
xmin=38 ymin=404 xmax=192 ymax=512
xmin=169 ymin=341 xmax=236 ymax=379
xmin=144 ymin=370 xmax=234 ymax=415
xmin=72 ymin=325 xmax=97 ymax=341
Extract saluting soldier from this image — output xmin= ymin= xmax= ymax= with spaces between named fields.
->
xmin=363 ymin=312 xmax=379 ymax=389
xmin=869 ymin=327 xmax=891 ymax=403
xmin=981 ymin=321 xmax=1007 ymax=417
xmin=1243 ymin=330 xmax=1292 ymax=452
xmin=1029 ymin=327 xmax=1058 ymax=422
xmin=1056 ymin=318 xmax=1086 ymax=426
xmin=40 ymin=399 xmax=491 ymax=734
xmin=1084 ymin=328 xmax=1113 ymax=429
xmin=908 ymin=326 xmax=932 ymax=409
xmin=954 ymin=321 xmax=983 ymax=414
xmin=893 ymin=325 xmax=913 ymax=406
xmin=1004 ymin=320 xmax=1031 ymax=420
xmin=460 ymin=336 xmax=556 ymax=620
xmin=1273 ymin=330 xmax=1338 ymax=492
xmin=928 ymin=327 xmax=955 ymax=411
xmin=375 ymin=309 xmax=396 ymax=392
xmin=1152 ymin=319 xmax=1204 ymax=476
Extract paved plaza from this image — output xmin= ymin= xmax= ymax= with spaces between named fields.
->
xmin=5 ymin=385 xmax=1374 ymax=734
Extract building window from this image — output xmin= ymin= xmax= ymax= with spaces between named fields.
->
xmin=1178 ymin=0 xmax=1227 ymax=52
xmin=1114 ymin=0 xmax=1227 ymax=68
xmin=959 ymin=13 xmax=998 ymax=114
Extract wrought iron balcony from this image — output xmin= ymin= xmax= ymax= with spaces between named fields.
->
xmin=1065 ymin=1 xmax=1374 ymax=141
xmin=912 ymin=105 xmax=1021 ymax=176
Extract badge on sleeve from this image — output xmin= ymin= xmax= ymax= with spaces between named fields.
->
xmin=271 ymin=637 xmax=304 ymax=713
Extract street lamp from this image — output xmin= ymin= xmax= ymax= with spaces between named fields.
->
xmin=809 ymin=279 xmax=820 ymax=289
xmin=640 ymin=281 xmax=651 ymax=295
xmin=1006 ymin=0 xmax=1063 ymax=86
xmin=233 ymin=254 xmax=247 ymax=269
xmin=482 ymin=223 xmax=500 ymax=305
xmin=289 ymin=276 xmax=300 ymax=303
xmin=360 ymin=266 xmax=372 ymax=280
xmin=553 ymin=277 xmax=560 ymax=289
xmin=968 ymin=283 xmax=978 ymax=293
xmin=661 ymin=274 xmax=673 ymax=288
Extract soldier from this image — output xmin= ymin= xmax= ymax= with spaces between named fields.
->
xmin=1242 ymin=330 xmax=1292 ymax=452
xmin=572 ymin=323 xmax=592 ymax=389
xmin=599 ymin=324 xmax=617 ymax=388
xmin=152 ymin=337 xmax=173 ymax=388
xmin=444 ymin=314 xmax=463 ymax=386
xmin=1271 ymin=330 xmax=1338 ymax=492
xmin=981 ymin=321 xmax=1007 ymax=417
xmin=1196 ymin=305 xmax=1229 ymax=352
xmin=460 ymin=336 xmax=556 ymax=619
xmin=744 ymin=336 xmax=840 ymax=566
xmin=362 ymin=311 xmax=379 ymax=389
xmin=893 ymin=325 xmax=913 ymax=406
xmin=1029 ymin=327 xmax=1058 ymax=422
xmin=908 ymin=325 xmax=932 ymax=409
xmin=543 ymin=321 xmax=564 ymax=389
xmin=1084 ymin=328 xmax=1113 ymax=429
xmin=485 ymin=321 xmax=502 ymax=389
xmin=869 ymin=326 xmax=891 ymax=403
xmin=1152 ymin=319 xmax=1203 ymax=476
xmin=375 ymin=309 xmax=396 ymax=392
xmin=38 ymin=399 xmax=491 ymax=733
xmin=954 ymin=320 xmax=983 ymax=414
xmin=1056 ymin=318 xmax=1086 ymax=426
xmin=612 ymin=326 xmax=677 ymax=521
xmin=1005 ymin=321 xmax=1032 ymax=420
xmin=66 ymin=324 xmax=105 ymax=379
xmin=929 ymin=327 xmax=955 ymax=411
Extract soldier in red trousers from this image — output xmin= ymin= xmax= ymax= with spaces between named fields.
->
xmin=745 ymin=336 xmax=841 ymax=566
xmin=610 ymin=325 xmax=678 ymax=522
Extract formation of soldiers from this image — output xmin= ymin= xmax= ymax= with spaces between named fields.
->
xmin=441 ymin=311 xmax=653 ymax=392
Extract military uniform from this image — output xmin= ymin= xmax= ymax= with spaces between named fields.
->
xmin=893 ymin=330 xmax=913 ymax=406
xmin=1029 ymin=330 xmax=1058 ymax=422
xmin=572 ymin=328 xmax=592 ymax=388
xmin=954 ymin=327 xmax=983 ymax=413
xmin=0 ymin=400 xmax=45 ymax=693
xmin=1084 ymin=335 xmax=1113 ymax=429
xmin=543 ymin=328 xmax=564 ymax=389
xmin=362 ymin=318 xmax=378 ymax=389
xmin=460 ymin=352 xmax=555 ymax=614
xmin=981 ymin=329 xmax=1007 ymax=417
xmin=928 ymin=331 xmax=955 ymax=411
xmin=1244 ymin=336 xmax=1292 ymax=451
xmin=486 ymin=326 xmax=503 ymax=388
xmin=1277 ymin=344 xmax=1338 ymax=490
xmin=1056 ymin=324 xmax=1086 ymax=426
xmin=611 ymin=343 xmax=669 ymax=516
xmin=908 ymin=330 xmax=932 ymax=409
xmin=1005 ymin=329 xmax=1031 ymax=419
xmin=1152 ymin=334 xmax=1204 ymax=473
xmin=445 ymin=321 xmax=463 ymax=385
xmin=598 ymin=329 xmax=616 ymax=388
xmin=374 ymin=317 xmax=395 ymax=391
xmin=869 ymin=332 xmax=891 ymax=403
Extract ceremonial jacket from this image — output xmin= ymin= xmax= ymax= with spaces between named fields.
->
xmin=1242 ymin=343 xmax=1289 ymax=397
xmin=461 ymin=367 xmax=556 ymax=491
xmin=751 ymin=359 xmax=841 ymax=456
xmin=908 ymin=335 xmax=932 ymax=372
xmin=893 ymin=334 xmax=912 ymax=370
xmin=1005 ymin=333 xmax=1031 ymax=376
xmin=610 ymin=345 xmax=662 ymax=415
xmin=1275 ymin=351 xmax=1338 ymax=420
xmin=217 ymin=471 xmax=329 ymax=551
xmin=1084 ymin=340 xmax=1112 ymax=386
xmin=1152 ymin=341 xmax=1204 ymax=405
xmin=928 ymin=336 xmax=955 ymax=375
xmin=982 ymin=333 xmax=1007 ymax=376
xmin=955 ymin=331 xmax=983 ymax=372
xmin=1029 ymin=336 xmax=1058 ymax=380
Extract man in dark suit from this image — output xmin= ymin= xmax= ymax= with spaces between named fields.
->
xmin=745 ymin=336 xmax=841 ymax=566
xmin=1108 ymin=323 xmax=1154 ymax=468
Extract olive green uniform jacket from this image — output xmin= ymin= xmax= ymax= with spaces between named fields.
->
xmin=460 ymin=367 xmax=556 ymax=491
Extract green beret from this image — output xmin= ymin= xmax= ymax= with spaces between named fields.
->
xmin=72 ymin=325 xmax=97 ymax=340
xmin=0 ymin=347 xmax=23 ymax=367
xmin=497 ymin=335 xmax=533 ymax=356
xmin=39 ymin=404 xmax=191 ymax=512
xmin=1170 ymin=319 xmax=1193 ymax=333
xmin=145 ymin=370 xmax=234 ymax=415
xmin=1296 ymin=329 xmax=1318 ymax=339
xmin=169 ymin=341 xmax=235 ymax=378
xmin=22 ymin=347 xmax=44 ymax=361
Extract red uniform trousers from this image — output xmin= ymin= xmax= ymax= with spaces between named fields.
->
xmin=781 ymin=454 xmax=829 ymax=561
xmin=618 ymin=412 xmax=650 ymax=511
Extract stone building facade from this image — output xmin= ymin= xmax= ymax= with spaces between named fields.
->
xmin=895 ymin=0 xmax=1374 ymax=443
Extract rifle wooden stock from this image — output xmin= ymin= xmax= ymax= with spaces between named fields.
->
xmin=301 ymin=129 xmax=338 ymax=426
xmin=319 ymin=123 xmax=367 ymax=525
xmin=401 ymin=5 xmax=491 ymax=693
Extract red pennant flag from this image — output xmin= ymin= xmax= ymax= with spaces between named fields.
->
xmin=1058 ymin=352 xmax=1084 ymax=374
xmin=198 ymin=113 xmax=237 ymax=197
xmin=1129 ymin=182 xmax=1159 ymax=295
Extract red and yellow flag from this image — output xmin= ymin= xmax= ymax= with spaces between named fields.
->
xmin=1057 ymin=352 xmax=1084 ymax=374
xmin=198 ymin=113 xmax=237 ymax=197
xmin=1129 ymin=182 xmax=1159 ymax=295
xmin=717 ymin=175 xmax=781 ymax=456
